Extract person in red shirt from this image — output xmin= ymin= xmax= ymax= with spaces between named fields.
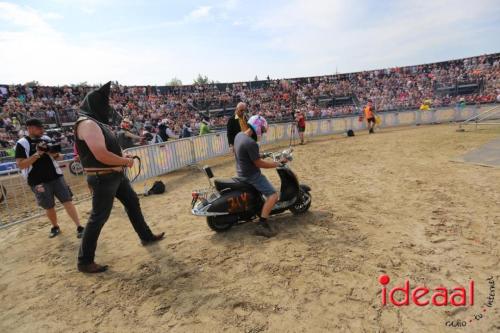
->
xmin=295 ymin=111 xmax=306 ymax=145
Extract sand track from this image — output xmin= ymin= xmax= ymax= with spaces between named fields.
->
xmin=1 ymin=124 xmax=499 ymax=333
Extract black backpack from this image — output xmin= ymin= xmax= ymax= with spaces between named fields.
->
xmin=145 ymin=181 xmax=166 ymax=196
xmin=347 ymin=129 xmax=355 ymax=137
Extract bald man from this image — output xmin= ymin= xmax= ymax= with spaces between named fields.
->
xmin=227 ymin=102 xmax=249 ymax=151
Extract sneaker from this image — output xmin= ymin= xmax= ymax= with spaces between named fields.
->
xmin=254 ymin=221 xmax=277 ymax=238
xmin=76 ymin=226 xmax=84 ymax=239
xmin=49 ymin=226 xmax=60 ymax=238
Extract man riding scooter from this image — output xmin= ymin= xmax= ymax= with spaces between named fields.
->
xmin=233 ymin=115 xmax=287 ymax=237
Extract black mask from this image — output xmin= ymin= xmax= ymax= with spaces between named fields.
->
xmin=79 ymin=82 xmax=121 ymax=125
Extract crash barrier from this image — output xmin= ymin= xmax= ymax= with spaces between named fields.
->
xmin=0 ymin=159 xmax=89 ymax=227
xmin=1 ymin=104 xmax=498 ymax=227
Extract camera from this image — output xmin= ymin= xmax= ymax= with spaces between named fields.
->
xmin=32 ymin=139 xmax=62 ymax=154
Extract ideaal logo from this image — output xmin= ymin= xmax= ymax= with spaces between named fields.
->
xmin=378 ymin=274 xmax=474 ymax=307
xmin=378 ymin=275 xmax=496 ymax=328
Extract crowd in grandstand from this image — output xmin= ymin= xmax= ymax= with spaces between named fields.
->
xmin=0 ymin=53 xmax=499 ymax=152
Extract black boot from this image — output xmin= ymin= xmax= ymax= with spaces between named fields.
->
xmin=255 ymin=218 xmax=277 ymax=238
xmin=141 ymin=232 xmax=166 ymax=246
xmin=78 ymin=262 xmax=108 ymax=273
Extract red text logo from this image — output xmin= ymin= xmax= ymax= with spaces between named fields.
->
xmin=379 ymin=274 xmax=474 ymax=307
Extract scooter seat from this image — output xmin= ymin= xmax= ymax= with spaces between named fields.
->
xmin=214 ymin=178 xmax=255 ymax=192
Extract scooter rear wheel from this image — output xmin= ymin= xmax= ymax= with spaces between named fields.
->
xmin=290 ymin=190 xmax=312 ymax=215
xmin=207 ymin=215 xmax=237 ymax=232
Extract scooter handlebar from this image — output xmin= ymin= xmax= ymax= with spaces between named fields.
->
xmin=260 ymin=152 xmax=273 ymax=159
xmin=264 ymin=149 xmax=293 ymax=163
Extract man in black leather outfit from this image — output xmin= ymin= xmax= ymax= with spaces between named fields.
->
xmin=75 ymin=82 xmax=164 ymax=274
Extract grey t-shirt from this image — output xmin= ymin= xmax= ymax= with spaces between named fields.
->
xmin=234 ymin=132 xmax=260 ymax=178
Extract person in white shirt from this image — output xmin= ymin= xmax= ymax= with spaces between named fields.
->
xmin=18 ymin=126 xmax=29 ymax=138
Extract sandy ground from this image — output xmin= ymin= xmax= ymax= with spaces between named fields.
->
xmin=0 ymin=124 xmax=499 ymax=333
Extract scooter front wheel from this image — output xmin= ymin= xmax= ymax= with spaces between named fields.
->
xmin=207 ymin=215 xmax=237 ymax=232
xmin=290 ymin=190 xmax=312 ymax=215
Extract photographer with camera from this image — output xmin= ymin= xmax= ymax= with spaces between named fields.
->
xmin=15 ymin=118 xmax=84 ymax=238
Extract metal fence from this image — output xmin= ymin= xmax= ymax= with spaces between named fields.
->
xmin=0 ymin=159 xmax=90 ymax=227
xmin=121 ymin=105 xmax=494 ymax=184
xmin=1 ymin=104 xmax=497 ymax=227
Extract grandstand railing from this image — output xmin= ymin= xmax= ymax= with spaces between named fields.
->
xmin=1 ymin=104 xmax=498 ymax=228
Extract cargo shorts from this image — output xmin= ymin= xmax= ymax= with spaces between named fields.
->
xmin=31 ymin=177 xmax=73 ymax=209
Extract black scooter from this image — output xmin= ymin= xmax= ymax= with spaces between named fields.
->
xmin=191 ymin=149 xmax=312 ymax=232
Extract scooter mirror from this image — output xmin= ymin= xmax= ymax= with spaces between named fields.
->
xmin=203 ymin=166 xmax=214 ymax=179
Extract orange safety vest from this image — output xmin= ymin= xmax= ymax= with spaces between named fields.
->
xmin=364 ymin=106 xmax=374 ymax=119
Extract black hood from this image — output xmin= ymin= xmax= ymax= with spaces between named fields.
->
xmin=79 ymin=82 xmax=120 ymax=125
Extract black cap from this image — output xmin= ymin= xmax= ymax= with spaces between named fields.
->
xmin=25 ymin=118 xmax=44 ymax=128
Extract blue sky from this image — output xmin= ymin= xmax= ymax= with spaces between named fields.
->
xmin=1 ymin=0 xmax=499 ymax=85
